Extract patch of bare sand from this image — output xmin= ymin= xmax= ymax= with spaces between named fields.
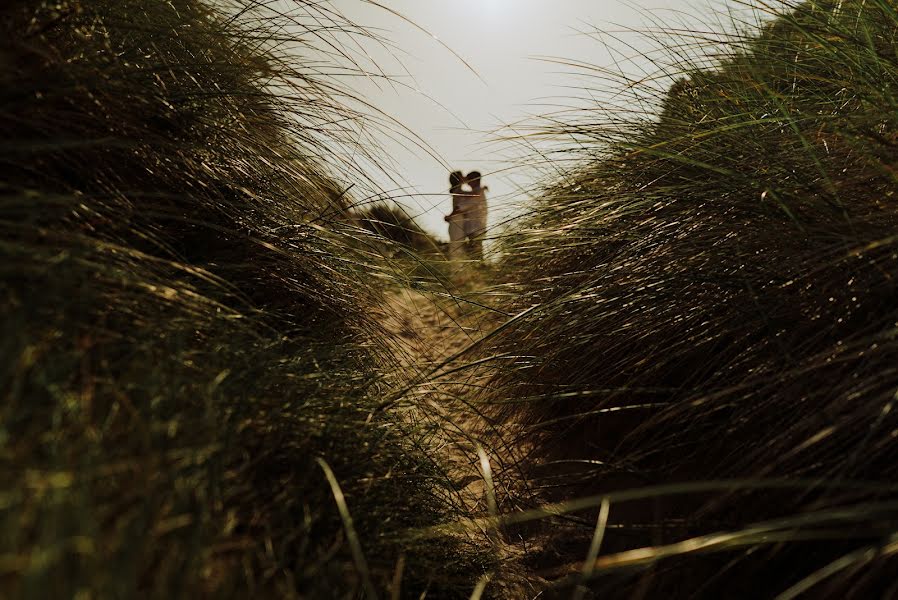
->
xmin=375 ymin=277 xmax=546 ymax=597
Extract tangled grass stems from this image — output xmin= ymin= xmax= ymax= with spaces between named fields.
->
xmin=0 ymin=0 xmax=496 ymax=597
xmin=478 ymin=0 xmax=898 ymax=596
xmin=12 ymin=0 xmax=898 ymax=596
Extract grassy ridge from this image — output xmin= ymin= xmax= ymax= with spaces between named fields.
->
xmin=0 ymin=1 xmax=488 ymax=597
xmin=9 ymin=0 xmax=898 ymax=596
xmin=484 ymin=0 xmax=898 ymax=595
xmin=357 ymin=203 xmax=444 ymax=257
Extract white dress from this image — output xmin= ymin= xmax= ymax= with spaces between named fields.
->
xmin=447 ymin=192 xmax=466 ymax=260
xmin=462 ymin=189 xmax=487 ymax=238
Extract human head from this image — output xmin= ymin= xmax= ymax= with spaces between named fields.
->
xmin=449 ymin=170 xmax=464 ymax=190
xmin=467 ymin=171 xmax=482 ymax=190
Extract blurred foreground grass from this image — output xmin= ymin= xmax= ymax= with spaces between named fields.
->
xmin=0 ymin=1 xmax=491 ymax=597
xmin=8 ymin=0 xmax=898 ymax=598
xmin=480 ymin=0 xmax=898 ymax=596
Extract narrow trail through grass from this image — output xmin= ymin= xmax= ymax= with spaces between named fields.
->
xmin=10 ymin=0 xmax=898 ymax=595
xmin=378 ymin=271 xmax=544 ymax=594
xmin=382 ymin=276 xmax=497 ymax=510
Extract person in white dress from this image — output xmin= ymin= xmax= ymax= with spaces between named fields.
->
xmin=444 ymin=171 xmax=467 ymax=261
xmin=462 ymin=171 xmax=488 ymax=261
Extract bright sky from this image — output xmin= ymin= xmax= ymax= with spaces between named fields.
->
xmin=324 ymin=0 xmax=749 ymax=239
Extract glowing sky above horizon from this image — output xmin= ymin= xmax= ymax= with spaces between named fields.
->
xmin=325 ymin=0 xmax=750 ymax=239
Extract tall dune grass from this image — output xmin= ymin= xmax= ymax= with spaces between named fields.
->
xmin=0 ymin=1 xmax=492 ymax=597
xmin=482 ymin=0 xmax=898 ymax=596
xmin=12 ymin=0 xmax=898 ymax=596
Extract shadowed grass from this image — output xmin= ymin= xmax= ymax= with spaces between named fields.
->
xmin=478 ymin=0 xmax=898 ymax=596
xmin=0 ymin=1 xmax=494 ymax=597
xmin=13 ymin=0 xmax=898 ymax=596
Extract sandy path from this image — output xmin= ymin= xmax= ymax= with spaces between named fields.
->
xmin=378 ymin=281 xmax=542 ymax=596
xmin=381 ymin=285 xmax=492 ymax=486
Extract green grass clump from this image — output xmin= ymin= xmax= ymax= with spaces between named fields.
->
xmin=483 ymin=0 xmax=898 ymax=595
xmin=0 ymin=1 xmax=491 ymax=597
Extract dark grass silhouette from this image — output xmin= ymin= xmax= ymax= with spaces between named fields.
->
xmin=356 ymin=202 xmax=444 ymax=256
xmin=11 ymin=0 xmax=898 ymax=596
xmin=0 ymin=1 xmax=493 ymax=597
xmin=480 ymin=0 xmax=898 ymax=596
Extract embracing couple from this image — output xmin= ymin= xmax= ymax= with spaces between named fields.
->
xmin=445 ymin=170 xmax=488 ymax=262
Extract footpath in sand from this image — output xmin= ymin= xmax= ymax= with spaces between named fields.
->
xmin=380 ymin=279 xmax=498 ymax=492
xmin=377 ymin=274 xmax=546 ymax=595
xmin=380 ymin=273 xmax=618 ymax=597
